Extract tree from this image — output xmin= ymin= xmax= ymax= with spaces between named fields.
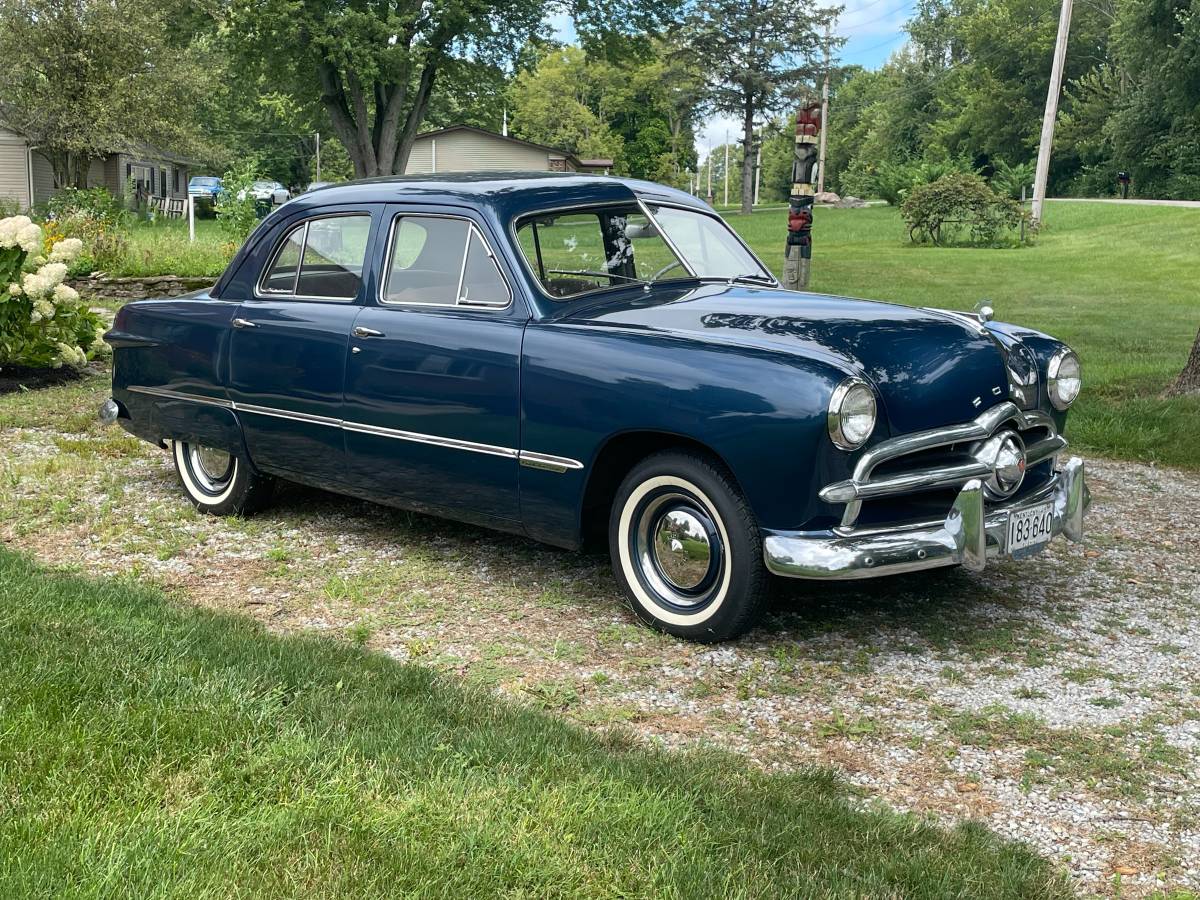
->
xmin=1168 ymin=329 xmax=1200 ymax=396
xmin=508 ymin=46 xmax=627 ymax=165
xmin=683 ymin=0 xmax=840 ymax=214
xmin=0 ymin=0 xmax=210 ymax=189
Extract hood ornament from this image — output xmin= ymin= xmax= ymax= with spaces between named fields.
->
xmin=974 ymin=299 xmax=994 ymax=323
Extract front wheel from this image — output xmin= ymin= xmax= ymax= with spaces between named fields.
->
xmin=171 ymin=440 xmax=274 ymax=516
xmin=609 ymin=450 xmax=768 ymax=642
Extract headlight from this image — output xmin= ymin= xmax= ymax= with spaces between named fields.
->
xmin=828 ymin=378 xmax=877 ymax=450
xmin=1047 ymin=348 xmax=1081 ymax=410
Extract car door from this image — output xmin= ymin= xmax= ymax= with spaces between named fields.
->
xmin=341 ymin=205 xmax=526 ymax=525
xmin=226 ymin=208 xmax=376 ymax=485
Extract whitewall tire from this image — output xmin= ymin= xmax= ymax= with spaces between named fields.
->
xmin=609 ymin=450 xmax=767 ymax=642
xmin=171 ymin=440 xmax=274 ymax=516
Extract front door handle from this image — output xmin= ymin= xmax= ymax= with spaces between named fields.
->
xmin=353 ymin=326 xmax=385 ymax=338
xmin=232 ymin=317 xmax=257 ymax=329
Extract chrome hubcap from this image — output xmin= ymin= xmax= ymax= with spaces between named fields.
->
xmin=652 ymin=509 xmax=712 ymax=590
xmin=188 ymin=445 xmax=233 ymax=493
xmin=631 ymin=490 xmax=724 ymax=611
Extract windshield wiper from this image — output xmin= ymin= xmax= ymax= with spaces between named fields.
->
xmin=728 ymin=273 xmax=776 ymax=286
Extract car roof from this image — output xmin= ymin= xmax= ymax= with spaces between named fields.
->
xmin=284 ymin=172 xmax=713 ymax=220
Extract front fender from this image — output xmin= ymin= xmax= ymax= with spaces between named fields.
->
xmin=519 ymin=323 xmax=858 ymax=546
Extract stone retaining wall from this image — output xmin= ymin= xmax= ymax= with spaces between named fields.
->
xmin=68 ymin=275 xmax=217 ymax=300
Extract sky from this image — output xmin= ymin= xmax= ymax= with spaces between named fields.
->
xmin=546 ymin=0 xmax=914 ymax=162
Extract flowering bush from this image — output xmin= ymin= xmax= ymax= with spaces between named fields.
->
xmin=0 ymin=215 xmax=104 ymax=370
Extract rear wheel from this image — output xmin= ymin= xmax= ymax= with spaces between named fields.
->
xmin=171 ymin=440 xmax=274 ymax=516
xmin=609 ymin=450 xmax=767 ymax=642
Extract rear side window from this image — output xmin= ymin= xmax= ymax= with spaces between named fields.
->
xmin=382 ymin=215 xmax=510 ymax=309
xmin=260 ymin=214 xmax=371 ymax=300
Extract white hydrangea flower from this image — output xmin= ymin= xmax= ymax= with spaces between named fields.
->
xmin=55 ymin=342 xmax=87 ymax=368
xmin=49 ymin=238 xmax=84 ymax=263
xmin=6 ymin=282 xmax=19 ymax=296
xmin=52 ymin=282 xmax=79 ymax=304
xmin=16 ymin=222 xmax=43 ymax=254
xmin=31 ymin=298 xmax=55 ymax=322
xmin=22 ymin=270 xmax=50 ymax=298
xmin=0 ymin=215 xmax=33 ymax=249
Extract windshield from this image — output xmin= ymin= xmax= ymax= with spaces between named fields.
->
xmin=189 ymin=176 xmax=220 ymax=187
xmin=515 ymin=202 xmax=772 ymax=300
xmin=252 ymin=181 xmax=276 ymax=190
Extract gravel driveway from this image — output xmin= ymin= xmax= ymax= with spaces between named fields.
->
xmin=3 ymin=373 xmax=1198 ymax=896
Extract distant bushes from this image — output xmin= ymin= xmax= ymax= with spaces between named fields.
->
xmin=901 ymin=173 xmax=1031 ymax=246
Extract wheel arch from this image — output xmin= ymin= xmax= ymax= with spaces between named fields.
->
xmin=579 ymin=429 xmax=744 ymax=549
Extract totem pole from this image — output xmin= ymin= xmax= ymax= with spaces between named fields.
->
xmin=783 ymin=102 xmax=821 ymax=290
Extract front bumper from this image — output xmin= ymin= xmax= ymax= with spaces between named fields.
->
xmin=764 ymin=456 xmax=1089 ymax=580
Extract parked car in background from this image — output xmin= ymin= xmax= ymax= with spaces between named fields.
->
xmin=237 ymin=180 xmax=290 ymax=206
xmin=187 ymin=175 xmax=223 ymax=208
xmin=101 ymin=173 xmax=1089 ymax=642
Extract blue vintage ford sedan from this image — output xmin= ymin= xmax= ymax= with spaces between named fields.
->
xmin=102 ymin=173 xmax=1088 ymax=641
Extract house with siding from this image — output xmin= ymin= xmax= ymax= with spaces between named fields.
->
xmin=0 ymin=126 xmax=195 ymax=209
xmin=404 ymin=125 xmax=612 ymax=176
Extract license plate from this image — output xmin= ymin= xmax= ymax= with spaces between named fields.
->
xmin=1007 ymin=502 xmax=1054 ymax=557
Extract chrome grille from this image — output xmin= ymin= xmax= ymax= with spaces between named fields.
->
xmin=819 ymin=401 xmax=1066 ymax=531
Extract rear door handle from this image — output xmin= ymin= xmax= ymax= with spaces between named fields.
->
xmin=232 ymin=317 xmax=257 ymax=329
xmin=353 ymin=326 xmax=385 ymax=338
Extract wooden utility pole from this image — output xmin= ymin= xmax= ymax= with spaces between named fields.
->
xmin=723 ymin=132 xmax=730 ymax=207
xmin=706 ymin=138 xmax=713 ymax=204
xmin=817 ymin=23 xmax=831 ymax=195
xmin=753 ymin=137 xmax=762 ymax=206
xmin=1031 ymin=0 xmax=1073 ymax=224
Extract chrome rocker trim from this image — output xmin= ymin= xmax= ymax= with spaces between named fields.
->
xmin=122 ymin=386 xmax=583 ymax=472
xmin=764 ymin=456 xmax=1089 ymax=580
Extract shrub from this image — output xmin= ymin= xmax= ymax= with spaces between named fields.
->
xmin=0 ymin=216 xmax=104 ymax=370
xmin=215 ymin=164 xmax=263 ymax=243
xmin=901 ymin=173 xmax=1030 ymax=246
xmin=44 ymin=186 xmax=129 ymax=228
xmin=854 ymin=157 xmax=976 ymax=205
xmin=990 ymin=159 xmax=1036 ymax=200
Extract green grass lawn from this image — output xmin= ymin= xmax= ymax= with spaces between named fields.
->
xmin=0 ymin=548 xmax=1068 ymax=898
xmin=110 ymin=217 xmax=236 ymax=278
xmin=727 ymin=202 xmax=1200 ymax=469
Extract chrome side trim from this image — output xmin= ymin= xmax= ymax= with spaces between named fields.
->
xmin=125 ymin=386 xmax=582 ymax=471
xmin=236 ymin=403 xmax=342 ymax=428
xmin=127 ymin=385 xmax=233 ymax=409
xmin=518 ymin=451 xmax=585 ymax=473
xmin=341 ymin=420 xmax=518 ymax=459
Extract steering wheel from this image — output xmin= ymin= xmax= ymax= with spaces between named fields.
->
xmin=650 ymin=260 xmax=685 ymax=282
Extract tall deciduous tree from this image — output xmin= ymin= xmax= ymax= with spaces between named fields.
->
xmin=683 ymin=0 xmax=840 ymax=214
xmin=0 ymin=0 xmax=210 ymax=189
xmin=225 ymin=0 xmax=546 ymax=178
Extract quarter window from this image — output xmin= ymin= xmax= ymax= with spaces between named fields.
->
xmin=383 ymin=215 xmax=510 ymax=308
xmin=260 ymin=214 xmax=371 ymax=300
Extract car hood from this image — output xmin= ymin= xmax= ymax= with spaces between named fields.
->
xmin=558 ymin=284 xmax=1011 ymax=434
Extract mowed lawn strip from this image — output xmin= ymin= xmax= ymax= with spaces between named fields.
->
xmin=728 ymin=202 xmax=1200 ymax=469
xmin=0 ymin=549 xmax=1068 ymax=898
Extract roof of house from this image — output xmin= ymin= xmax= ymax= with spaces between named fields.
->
xmin=412 ymin=124 xmax=610 ymax=171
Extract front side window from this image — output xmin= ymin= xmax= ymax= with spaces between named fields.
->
xmin=382 ymin=215 xmax=510 ymax=308
xmin=260 ymin=214 xmax=371 ymax=300
xmin=515 ymin=202 xmax=773 ymax=300
xmin=515 ymin=205 xmax=685 ymax=299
